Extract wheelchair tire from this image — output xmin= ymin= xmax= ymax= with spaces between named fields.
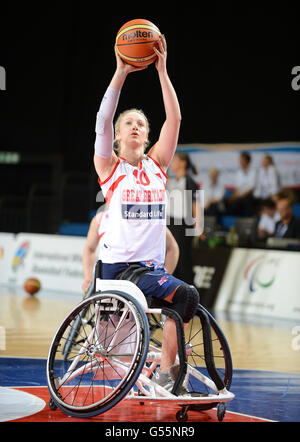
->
xmin=148 ymin=304 xmax=233 ymax=410
xmin=184 ymin=305 xmax=233 ymax=412
xmin=47 ymin=291 xmax=149 ymax=418
xmin=61 ymin=283 xmax=95 ymax=360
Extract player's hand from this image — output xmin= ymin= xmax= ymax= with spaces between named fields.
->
xmin=154 ymin=34 xmax=167 ymax=73
xmin=82 ymin=279 xmax=92 ymax=292
xmin=114 ymin=45 xmax=147 ymax=75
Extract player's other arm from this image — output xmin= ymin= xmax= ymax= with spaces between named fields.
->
xmin=148 ymin=35 xmax=181 ymax=172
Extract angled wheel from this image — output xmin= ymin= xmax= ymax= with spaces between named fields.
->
xmin=47 ymin=291 xmax=149 ymax=418
xmin=149 ymin=304 xmax=233 ymax=411
xmin=61 ymin=283 xmax=95 ymax=360
xmin=186 ymin=305 xmax=233 ymax=389
xmin=183 ymin=305 xmax=233 ymax=412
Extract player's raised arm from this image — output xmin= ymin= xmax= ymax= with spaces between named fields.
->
xmin=93 ymin=47 xmax=146 ymax=182
xmin=148 ymin=35 xmax=181 ymax=172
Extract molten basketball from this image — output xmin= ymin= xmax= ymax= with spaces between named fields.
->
xmin=116 ymin=19 xmax=161 ymax=67
xmin=23 ymin=277 xmax=41 ymax=295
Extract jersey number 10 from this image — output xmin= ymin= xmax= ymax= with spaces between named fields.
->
xmin=132 ymin=169 xmax=150 ymax=186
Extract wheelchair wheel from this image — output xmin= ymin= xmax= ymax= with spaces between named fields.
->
xmin=61 ymin=283 xmax=95 ymax=360
xmin=149 ymin=304 xmax=232 ymax=408
xmin=184 ymin=305 xmax=232 ymax=411
xmin=47 ymin=291 xmax=149 ymax=418
xmin=187 ymin=305 xmax=233 ymax=390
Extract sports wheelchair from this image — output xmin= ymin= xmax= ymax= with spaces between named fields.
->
xmin=47 ymin=261 xmax=234 ymax=422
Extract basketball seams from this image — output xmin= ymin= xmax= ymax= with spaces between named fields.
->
xmin=115 ymin=47 xmax=157 ymax=63
xmin=116 ymin=40 xmax=159 ymax=47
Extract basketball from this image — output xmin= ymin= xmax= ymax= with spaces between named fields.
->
xmin=23 ymin=277 xmax=41 ymax=295
xmin=116 ymin=19 xmax=161 ymax=67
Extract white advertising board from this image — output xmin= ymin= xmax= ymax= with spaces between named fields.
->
xmin=0 ymin=233 xmax=16 ymax=285
xmin=6 ymin=233 xmax=86 ymax=294
xmin=214 ymin=248 xmax=300 ymax=320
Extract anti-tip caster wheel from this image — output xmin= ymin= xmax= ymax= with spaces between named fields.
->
xmin=49 ymin=398 xmax=58 ymax=410
xmin=217 ymin=402 xmax=226 ymax=421
xmin=138 ymin=389 xmax=145 ymax=405
xmin=176 ymin=408 xmax=189 ymax=422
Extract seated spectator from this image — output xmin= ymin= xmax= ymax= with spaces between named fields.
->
xmin=203 ymin=168 xmax=226 ymax=216
xmin=225 ymin=151 xmax=256 ymax=215
xmin=274 ymin=193 xmax=300 ymax=239
xmin=253 ymin=154 xmax=281 ymax=207
xmin=257 ymin=198 xmax=280 ymax=240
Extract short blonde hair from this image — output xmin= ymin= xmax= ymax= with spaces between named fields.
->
xmin=113 ymin=108 xmax=150 ymax=154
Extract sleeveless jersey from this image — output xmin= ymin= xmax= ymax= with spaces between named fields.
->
xmin=96 ymin=210 xmax=109 ymax=243
xmin=98 ymin=155 xmax=167 ymax=264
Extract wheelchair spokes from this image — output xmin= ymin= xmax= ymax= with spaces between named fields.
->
xmin=47 ymin=292 xmax=149 ymax=416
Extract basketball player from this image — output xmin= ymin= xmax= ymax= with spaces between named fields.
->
xmin=81 ymin=208 xmax=180 ymax=292
xmin=93 ymin=35 xmax=199 ymax=391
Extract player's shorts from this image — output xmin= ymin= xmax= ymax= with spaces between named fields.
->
xmin=101 ymin=261 xmax=184 ymax=299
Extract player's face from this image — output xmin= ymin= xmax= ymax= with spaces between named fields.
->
xmin=116 ymin=112 xmax=148 ymax=148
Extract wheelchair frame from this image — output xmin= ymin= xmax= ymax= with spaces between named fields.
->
xmin=47 ymin=277 xmax=234 ymax=422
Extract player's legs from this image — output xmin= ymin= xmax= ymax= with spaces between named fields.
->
xmin=101 ymin=262 xmax=199 ymax=390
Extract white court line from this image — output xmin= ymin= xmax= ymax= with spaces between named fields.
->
xmin=0 ymin=387 xmax=45 ymax=422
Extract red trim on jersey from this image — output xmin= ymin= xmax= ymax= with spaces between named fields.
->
xmin=105 ymin=174 xmax=126 ymax=208
xmin=119 ymin=156 xmax=143 ymax=170
xmin=155 ymin=172 xmax=166 ymax=189
xmin=147 ymin=155 xmax=168 ymax=179
xmin=98 ymin=232 xmax=105 ymax=242
xmin=98 ymin=159 xmax=121 ymax=186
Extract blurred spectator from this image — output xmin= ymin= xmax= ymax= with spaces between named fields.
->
xmin=203 ymin=168 xmax=226 ymax=216
xmin=166 ymin=152 xmax=199 ymax=284
xmin=253 ymin=154 xmax=281 ymax=208
xmin=257 ymin=198 xmax=280 ymax=240
xmin=225 ymin=151 xmax=256 ymax=215
xmin=274 ymin=193 xmax=300 ymax=239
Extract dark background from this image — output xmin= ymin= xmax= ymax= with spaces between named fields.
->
xmin=0 ymin=3 xmax=299 ymax=231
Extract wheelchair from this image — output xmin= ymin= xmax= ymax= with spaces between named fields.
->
xmin=47 ymin=262 xmax=234 ymax=422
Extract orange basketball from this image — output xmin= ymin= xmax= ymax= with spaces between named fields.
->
xmin=23 ymin=277 xmax=41 ymax=295
xmin=116 ymin=19 xmax=161 ymax=67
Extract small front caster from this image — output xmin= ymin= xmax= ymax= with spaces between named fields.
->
xmin=49 ymin=398 xmax=58 ymax=410
xmin=217 ymin=402 xmax=226 ymax=421
xmin=176 ymin=407 xmax=188 ymax=422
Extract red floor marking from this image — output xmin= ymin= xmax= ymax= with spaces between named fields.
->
xmin=10 ymin=387 xmax=270 ymax=422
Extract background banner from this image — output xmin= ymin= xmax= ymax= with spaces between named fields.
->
xmin=177 ymin=143 xmax=300 ymax=189
xmin=0 ymin=233 xmax=16 ymax=285
xmin=214 ymin=248 xmax=300 ymax=320
xmin=2 ymin=231 xmax=300 ymax=321
xmin=1 ymin=233 xmax=86 ymax=294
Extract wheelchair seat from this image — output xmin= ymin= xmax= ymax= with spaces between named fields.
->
xmin=96 ymin=278 xmax=162 ymax=314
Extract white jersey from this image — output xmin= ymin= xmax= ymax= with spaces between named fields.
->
xmin=96 ymin=210 xmax=109 ymax=241
xmin=98 ymin=155 xmax=167 ymax=264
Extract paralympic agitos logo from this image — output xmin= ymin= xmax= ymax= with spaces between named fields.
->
xmin=243 ymin=254 xmax=280 ymax=293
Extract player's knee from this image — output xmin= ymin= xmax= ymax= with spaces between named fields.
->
xmin=172 ymin=284 xmax=199 ymax=323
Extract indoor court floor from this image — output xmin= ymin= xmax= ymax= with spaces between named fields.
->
xmin=0 ymin=286 xmax=299 ymax=423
